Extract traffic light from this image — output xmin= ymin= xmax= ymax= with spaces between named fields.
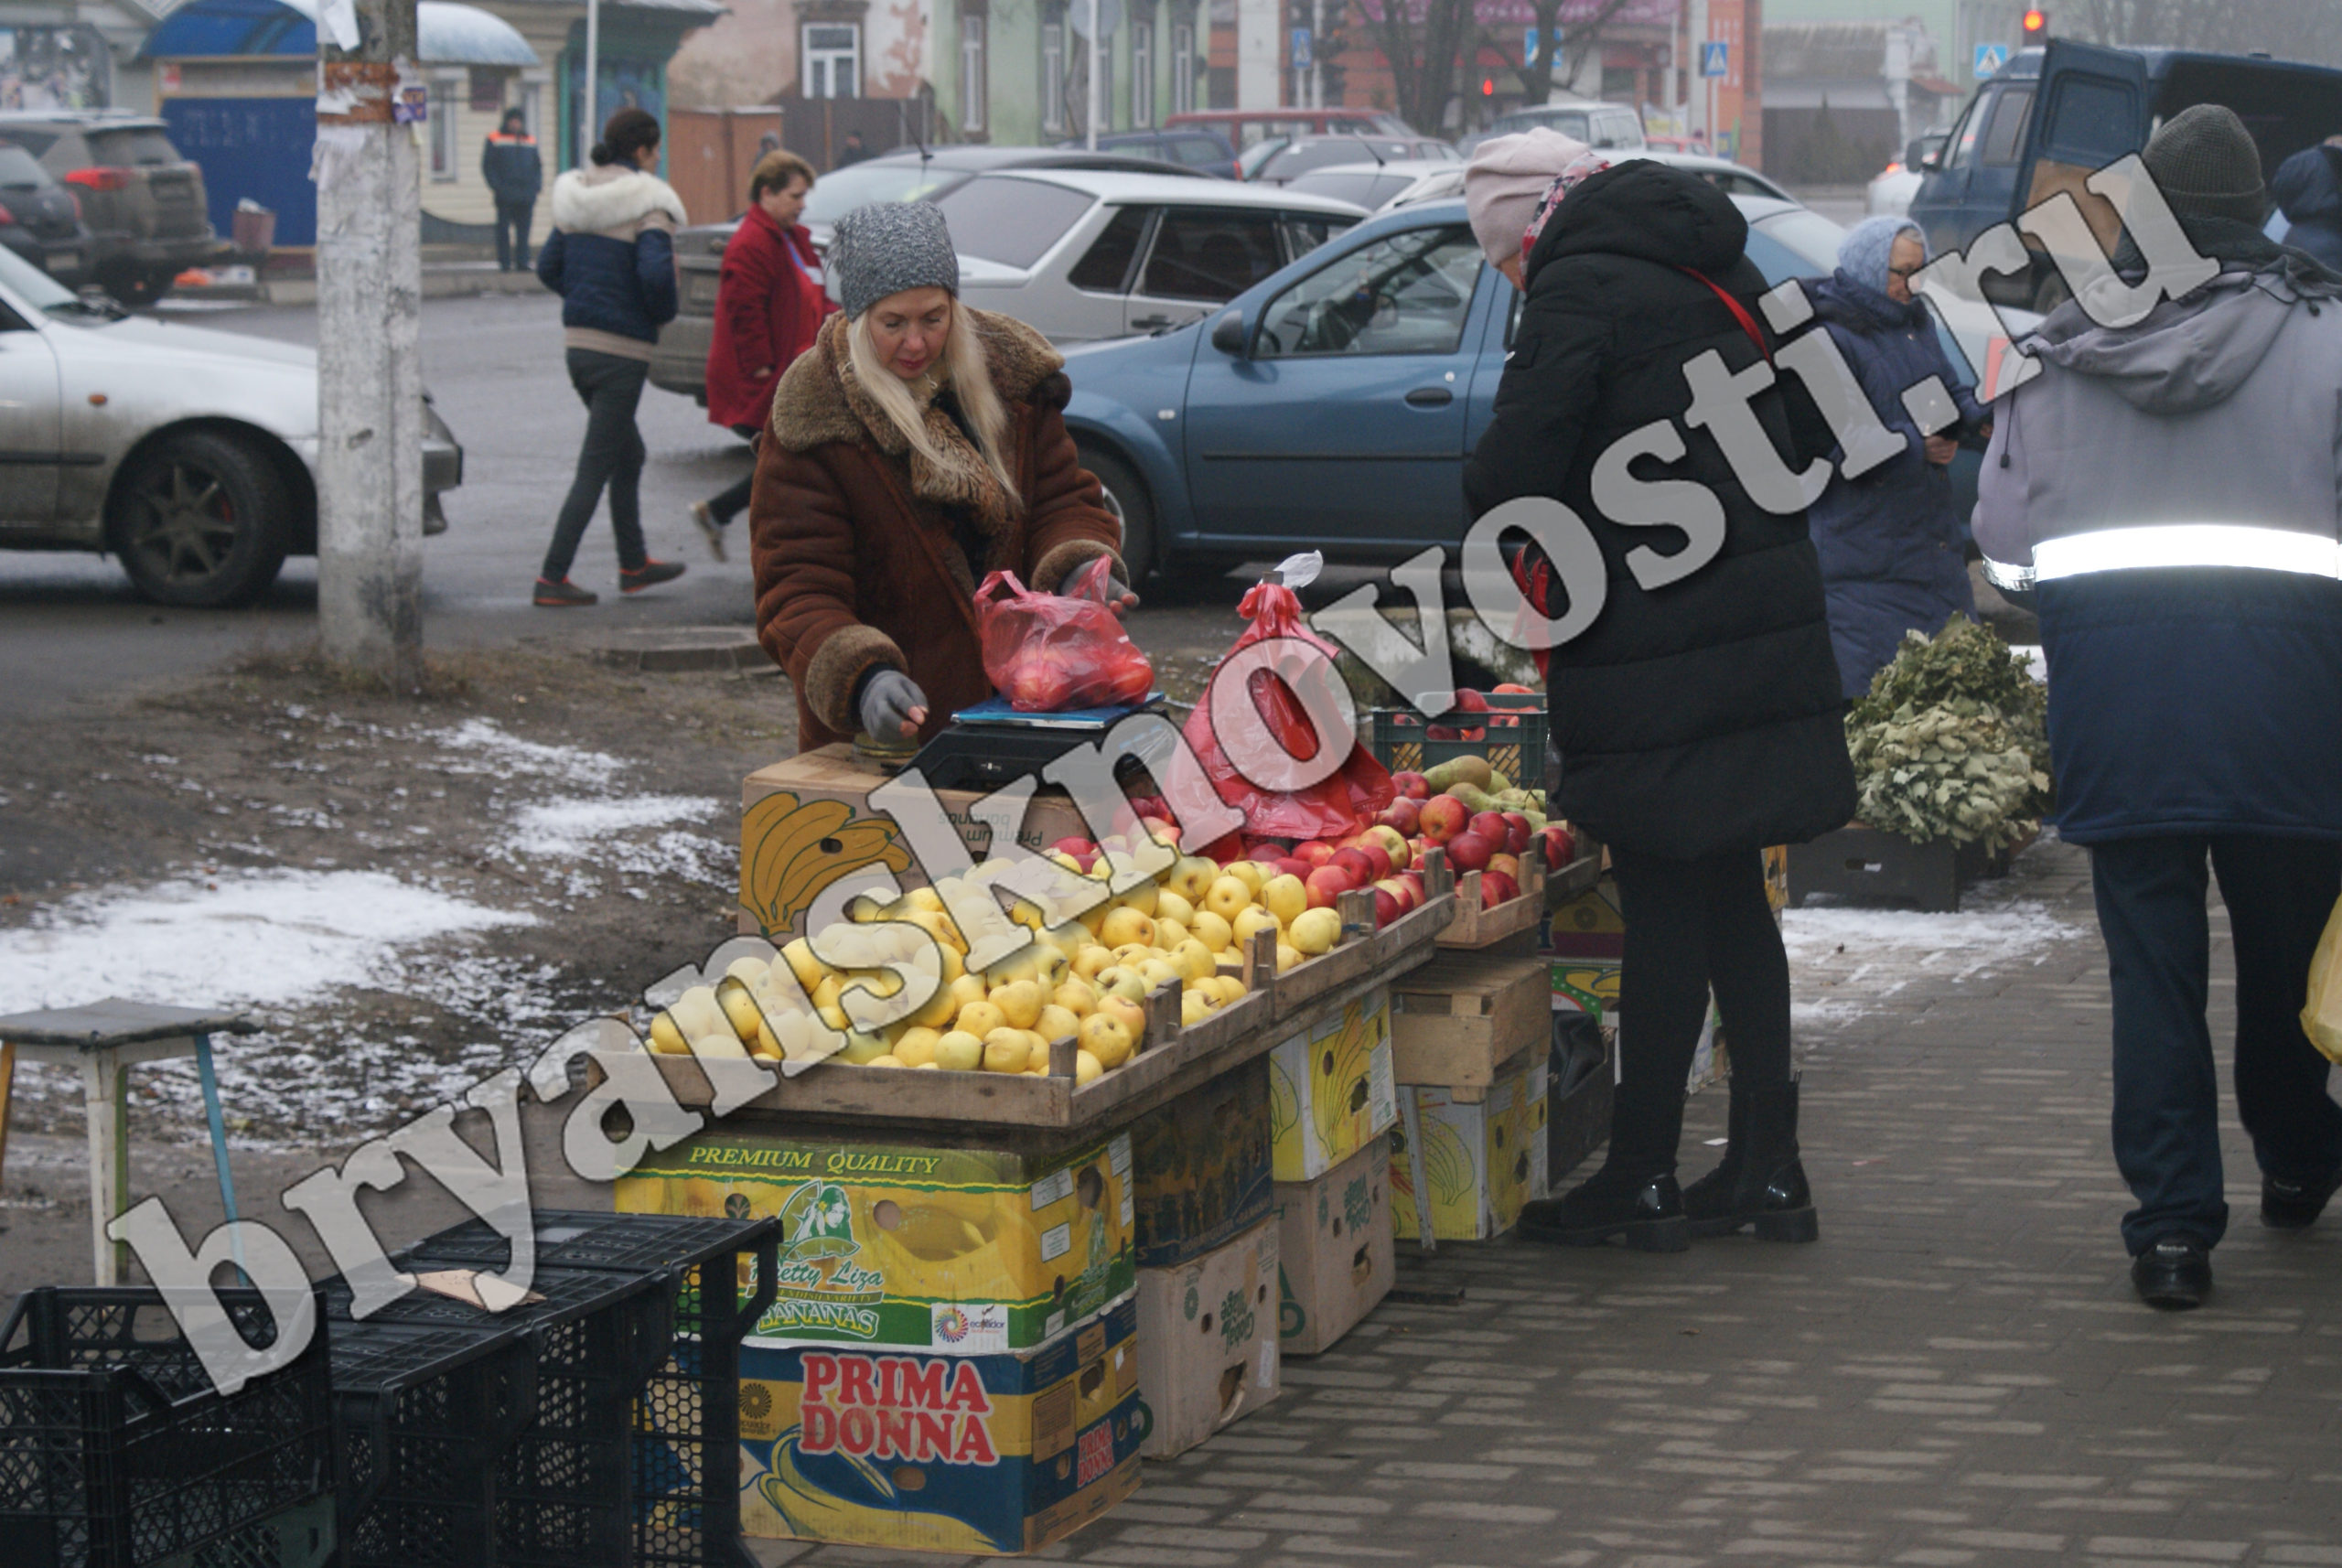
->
xmin=2022 ymin=9 xmax=2049 ymax=42
xmin=1482 ymin=76 xmax=1496 ymax=95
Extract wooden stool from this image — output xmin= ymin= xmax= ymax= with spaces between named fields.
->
xmin=0 ymin=999 xmax=256 ymax=1285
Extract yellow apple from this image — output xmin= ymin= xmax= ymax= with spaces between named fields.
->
xmin=1099 ymin=907 xmax=1156 ymax=949
xmin=1261 ymin=874 xmax=1308 ymax=928
xmin=907 ymin=982 xmax=958 ymax=1029
xmin=1041 ymin=919 xmax=1090 ymax=958
xmin=1182 ymin=990 xmax=1214 ymax=1026
xmin=1074 ymin=1048 xmax=1103 ymax=1087
xmin=648 ymin=1013 xmax=688 ymax=1055
xmin=956 ymin=1000 xmax=1007 ymax=1038
xmin=1204 ymin=875 xmax=1253 ymax=923
xmin=1035 ymin=1004 xmax=1080 ymax=1043
xmin=1289 ymin=906 xmax=1341 ymax=955
xmin=1079 ymin=1012 xmax=1134 ymax=1069
xmin=1154 ymin=917 xmax=1189 ymax=952
xmin=1053 ymin=979 xmax=1097 ymax=1017
xmin=1138 ymin=957 xmax=1183 ymax=992
xmin=1166 ymin=855 xmax=1219 ymax=901
xmin=949 ymin=973 xmax=987 ymax=1010
xmin=1275 ymin=942 xmax=1303 ymax=974
xmin=869 ymin=1054 xmax=905 ymax=1068
xmin=1169 ymin=938 xmax=1216 ymax=983
xmin=983 ymin=1029 xmax=1033 ymax=1073
xmin=839 ymin=1031 xmax=892 ymax=1065
xmin=779 ymin=939 xmax=826 ymax=993
xmin=991 ymin=979 xmax=1044 ymax=1030
xmin=934 ymin=1031 xmax=985 ymax=1071
xmin=1095 ymin=966 xmax=1148 ymax=1002
xmin=1190 ymin=909 xmax=1235 ymax=953
xmin=894 ymin=1029 xmax=941 ymax=1068
xmin=1232 ymin=861 xmax=1274 ymax=896
xmin=1232 ymin=906 xmax=1283 ymax=950
xmin=1214 ymin=975 xmax=1249 ymax=1005
xmin=1073 ymin=945 xmax=1116 ymax=981
xmin=1096 ymin=993 xmax=1146 ymax=1047
xmin=1154 ymin=889 xmax=1196 ymax=928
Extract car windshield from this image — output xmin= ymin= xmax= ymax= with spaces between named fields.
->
xmin=1262 ymin=140 xmax=1415 ymax=180
xmin=87 ymin=128 xmax=181 ymax=166
xmin=1753 ymin=209 xmax=1847 ymax=274
xmin=0 ymin=145 xmax=47 ymax=187
xmin=933 ymin=176 xmax=1096 ymax=268
xmin=1289 ymin=169 xmax=1400 ymax=207
xmin=1498 ymin=109 xmax=1590 ymax=139
xmin=801 ymin=161 xmax=971 ymax=227
xmin=0 ymin=240 xmax=98 ymax=317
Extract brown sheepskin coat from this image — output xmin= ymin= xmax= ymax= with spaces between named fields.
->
xmin=751 ymin=307 xmax=1123 ymax=752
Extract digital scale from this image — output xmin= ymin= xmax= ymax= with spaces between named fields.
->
xmin=863 ymin=693 xmax=1171 ymax=791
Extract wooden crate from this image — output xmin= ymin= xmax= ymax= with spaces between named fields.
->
xmin=1435 ymin=837 xmax=1553 ymax=950
xmin=1389 ymin=951 xmax=1552 ymax=1100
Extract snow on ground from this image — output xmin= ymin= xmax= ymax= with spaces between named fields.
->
xmin=1784 ymin=897 xmax=2088 ymax=1025
xmin=0 ymin=868 xmax=532 ymax=1012
xmin=510 ymin=795 xmax=716 ymax=858
xmin=429 ymin=716 xmax=626 ymax=788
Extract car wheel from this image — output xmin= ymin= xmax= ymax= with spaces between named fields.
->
xmin=95 ymin=261 xmax=171 ymax=306
xmin=113 ymin=430 xmax=292 ymax=607
xmin=1077 ymin=444 xmax=1157 ymax=585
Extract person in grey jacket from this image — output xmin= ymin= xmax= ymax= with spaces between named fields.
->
xmin=1973 ymin=104 xmax=2342 ymax=1312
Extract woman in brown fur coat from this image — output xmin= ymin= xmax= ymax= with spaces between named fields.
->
xmin=749 ymin=201 xmax=1129 ymax=753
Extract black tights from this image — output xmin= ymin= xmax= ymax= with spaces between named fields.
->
xmin=1606 ymin=846 xmax=1794 ymax=1179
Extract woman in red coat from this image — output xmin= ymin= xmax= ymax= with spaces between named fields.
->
xmin=690 ymin=150 xmax=836 ymax=559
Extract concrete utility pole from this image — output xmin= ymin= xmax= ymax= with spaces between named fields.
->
xmin=585 ymin=0 xmax=599 ymax=162
xmin=1087 ymin=0 xmax=1102 ymax=148
xmin=315 ymin=0 xmax=424 ymax=684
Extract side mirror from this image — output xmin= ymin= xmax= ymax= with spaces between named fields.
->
xmin=1209 ymin=311 xmax=1248 ymax=356
xmin=1919 ymin=149 xmax=1943 ymax=170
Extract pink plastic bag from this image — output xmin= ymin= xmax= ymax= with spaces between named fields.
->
xmin=975 ymin=560 xmax=1155 ymax=713
xmin=1180 ymin=580 xmax=1395 ymax=843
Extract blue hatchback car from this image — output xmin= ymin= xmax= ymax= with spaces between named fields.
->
xmin=1058 ymin=193 xmax=1857 ymax=582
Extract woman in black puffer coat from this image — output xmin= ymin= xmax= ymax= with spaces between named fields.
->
xmin=1461 ymin=147 xmax=1855 ymax=1251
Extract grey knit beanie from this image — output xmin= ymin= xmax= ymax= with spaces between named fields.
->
xmin=829 ymin=200 xmax=961 ymax=320
xmin=2143 ymin=103 xmax=2267 ymax=225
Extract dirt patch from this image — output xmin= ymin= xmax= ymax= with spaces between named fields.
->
xmin=0 ymin=644 xmax=797 ymax=1145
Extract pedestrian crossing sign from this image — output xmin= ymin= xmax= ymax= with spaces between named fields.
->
xmin=1973 ymin=42 xmax=2008 ymax=78
xmin=1699 ymin=40 xmax=1728 ymax=77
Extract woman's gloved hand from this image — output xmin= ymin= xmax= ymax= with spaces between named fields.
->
xmin=1102 ymin=575 xmax=1140 ymax=614
xmin=859 ymin=670 xmax=929 ymax=739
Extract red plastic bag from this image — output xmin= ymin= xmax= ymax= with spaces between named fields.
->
xmin=1180 ymin=579 xmax=1394 ymax=843
xmin=975 ymin=562 xmax=1155 ymax=713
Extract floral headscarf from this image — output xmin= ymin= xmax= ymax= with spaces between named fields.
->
xmin=1518 ymin=152 xmax=1614 ymax=264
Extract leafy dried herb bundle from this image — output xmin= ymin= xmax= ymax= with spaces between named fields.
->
xmin=1845 ymin=618 xmax=2053 ymax=847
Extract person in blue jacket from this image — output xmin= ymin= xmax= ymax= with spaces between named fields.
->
xmin=1802 ymin=216 xmax=1990 ymax=698
xmin=2271 ymin=135 xmax=2342 ymax=273
xmin=480 ymin=107 xmax=542 ymax=272
xmin=532 ymin=107 xmax=689 ymax=606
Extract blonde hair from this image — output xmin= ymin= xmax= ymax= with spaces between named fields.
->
xmin=845 ymin=299 xmax=1021 ymax=507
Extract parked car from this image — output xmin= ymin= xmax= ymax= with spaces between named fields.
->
xmin=0 ymin=143 xmax=91 ymax=283
xmin=947 ymin=169 xmax=1363 ymax=343
xmin=650 ymin=145 xmax=1213 ymax=402
xmin=1060 ymin=128 xmax=1241 ymax=178
xmin=1283 ymin=158 xmax=1464 ymax=212
xmin=1909 ymin=39 xmax=2342 ymax=309
xmin=1164 ymin=109 xmax=1415 ymax=150
xmin=1057 ymin=193 xmax=2014 ymax=582
xmin=1457 ymin=96 xmax=1648 ymax=157
xmin=1248 ymin=135 xmax=1459 ymax=185
xmin=0 ymin=245 xmax=461 ymax=606
xmin=1868 ymin=133 xmax=1946 ymax=217
xmin=0 ymin=112 xmax=225 ymax=305
xmin=1369 ymin=150 xmax=1793 ymax=214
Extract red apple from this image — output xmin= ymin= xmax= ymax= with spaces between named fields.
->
xmin=1051 ymin=836 xmax=1096 ymax=859
xmin=1408 ymin=837 xmax=1430 ymax=865
xmin=1499 ymin=811 xmax=1531 ymax=854
xmin=1391 ymin=771 xmax=1431 ymax=800
xmin=1493 ymin=682 xmax=1534 ymax=695
xmin=1379 ymin=797 xmax=1422 ymax=834
xmin=1138 ymin=815 xmax=1179 ymax=845
xmin=1273 ymin=856 xmax=1314 ymax=881
xmin=1295 ymin=840 xmax=1337 ymax=868
xmin=1397 ymin=870 xmax=1426 ymax=908
xmin=1466 ymin=811 xmax=1508 ymax=848
xmin=1201 ymin=834 xmax=1244 ymax=865
xmin=1445 ymin=831 xmax=1493 ymax=874
xmin=1538 ymin=823 xmax=1576 ymax=867
xmin=1453 ymin=689 xmax=1491 ymax=714
xmin=1420 ymin=795 xmax=1469 ymax=844
xmin=1305 ymin=866 xmax=1352 ymax=908
xmin=1487 ymin=853 xmax=1520 ymax=882
xmin=1329 ymin=847 xmax=1376 ymax=886
xmin=1427 ymin=725 xmax=1460 ymax=740
xmin=1348 ymin=839 xmax=1392 ymax=881
xmin=1242 ymin=837 xmax=1288 ymax=861
xmin=1480 ymin=869 xmax=1519 ymax=907
xmin=1373 ymin=876 xmax=1415 ymax=913
xmin=1370 ymin=886 xmax=1402 ymax=929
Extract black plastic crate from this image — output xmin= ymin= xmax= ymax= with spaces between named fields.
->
xmin=0 ymin=1286 xmax=334 ymax=1568
xmin=393 ymin=1211 xmax=779 ymax=1568
xmin=1369 ymin=693 xmax=1547 ymax=788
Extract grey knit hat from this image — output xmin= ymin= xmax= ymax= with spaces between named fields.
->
xmin=829 ymin=200 xmax=961 ymax=320
xmin=2143 ymin=103 xmax=2267 ymax=225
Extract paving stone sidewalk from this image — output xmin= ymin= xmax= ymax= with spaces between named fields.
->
xmin=757 ymin=836 xmax=2342 ymax=1568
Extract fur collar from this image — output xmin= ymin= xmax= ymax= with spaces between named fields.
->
xmin=768 ymin=308 xmax=1066 ymax=582
xmin=550 ymin=166 xmax=687 ymax=234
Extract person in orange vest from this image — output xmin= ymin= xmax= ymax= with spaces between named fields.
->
xmin=482 ymin=107 xmax=543 ymax=272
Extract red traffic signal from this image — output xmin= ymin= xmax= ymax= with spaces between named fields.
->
xmin=1482 ymin=76 xmax=1496 ymax=95
xmin=2022 ymin=8 xmax=2048 ymax=38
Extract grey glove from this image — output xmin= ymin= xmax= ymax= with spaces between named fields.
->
xmin=1103 ymin=575 xmax=1139 ymax=613
xmin=858 ymin=669 xmax=929 ymax=740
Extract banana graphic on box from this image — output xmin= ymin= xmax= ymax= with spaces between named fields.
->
xmin=740 ymin=790 xmax=913 ymax=940
xmin=754 ymin=1433 xmax=1005 ymax=1554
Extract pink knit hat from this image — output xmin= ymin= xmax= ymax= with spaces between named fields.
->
xmin=1463 ymin=127 xmax=1591 ymax=268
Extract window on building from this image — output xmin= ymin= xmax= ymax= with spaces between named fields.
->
xmin=1132 ymin=20 xmax=1154 ymax=128
xmin=520 ymin=80 xmax=543 ymax=136
xmin=428 ymin=79 xmax=458 ymax=180
xmin=1042 ymin=18 xmax=1066 ymax=133
xmin=1172 ymin=20 xmax=1195 ymax=114
xmin=960 ymin=11 xmax=987 ymax=134
xmin=1093 ymin=35 xmax=1112 ymax=133
xmin=803 ymin=24 xmax=861 ymax=99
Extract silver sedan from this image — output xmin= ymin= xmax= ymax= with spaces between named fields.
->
xmin=0 ymin=246 xmax=461 ymax=607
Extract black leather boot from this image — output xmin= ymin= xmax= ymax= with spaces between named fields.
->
xmin=1519 ymin=1164 xmax=1690 ymax=1251
xmin=1683 ymin=1078 xmax=1818 ymax=1242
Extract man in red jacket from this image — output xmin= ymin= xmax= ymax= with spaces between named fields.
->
xmin=691 ymin=150 xmax=835 ymax=560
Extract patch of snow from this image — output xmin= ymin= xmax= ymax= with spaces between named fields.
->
xmin=1784 ymin=901 xmax=2084 ymax=982
xmin=509 ymin=795 xmax=717 ymax=859
xmin=430 ymin=717 xmax=625 ymax=788
xmin=0 ymin=868 xmax=533 ymax=1012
